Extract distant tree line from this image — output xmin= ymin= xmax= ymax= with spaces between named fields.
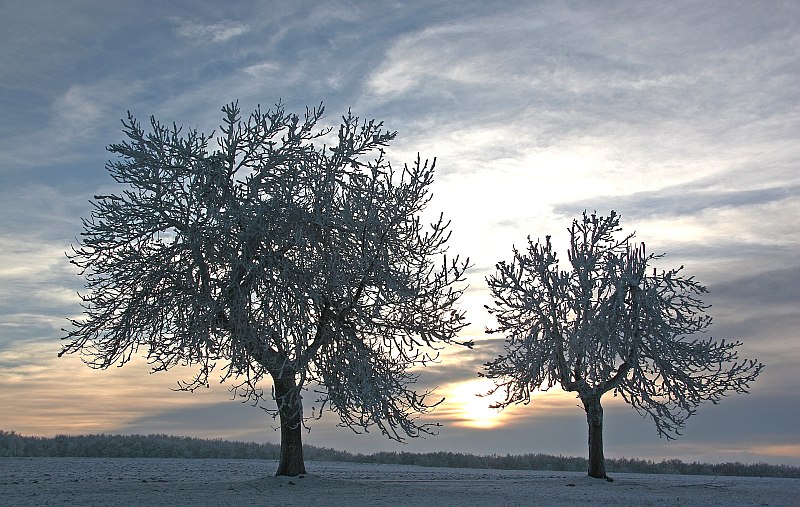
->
xmin=1 ymin=431 xmax=797 ymax=479
xmin=0 ymin=431 xmax=282 ymax=460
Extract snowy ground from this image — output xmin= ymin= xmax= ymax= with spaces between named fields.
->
xmin=1 ymin=458 xmax=798 ymax=506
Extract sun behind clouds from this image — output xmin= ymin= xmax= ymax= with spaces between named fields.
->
xmin=437 ymin=377 xmax=585 ymax=431
xmin=439 ymin=378 xmax=513 ymax=429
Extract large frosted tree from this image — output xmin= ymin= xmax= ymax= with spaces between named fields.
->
xmin=482 ymin=211 xmax=762 ymax=480
xmin=61 ymin=101 xmax=470 ymax=476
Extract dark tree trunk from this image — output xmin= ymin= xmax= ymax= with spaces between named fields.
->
xmin=273 ymin=374 xmax=306 ymax=476
xmin=582 ymin=394 xmax=608 ymax=480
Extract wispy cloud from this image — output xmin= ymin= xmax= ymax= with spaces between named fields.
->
xmin=172 ymin=19 xmax=250 ymax=43
xmin=555 ymin=183 xmax=799 ymax=221
xmin=366 ymin=1 xmax=799 ymax=168
xmin=242 ymin=61 xmax=281 ymax=78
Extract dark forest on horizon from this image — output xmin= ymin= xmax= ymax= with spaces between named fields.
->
xmin=1 ymin=431 xmax=797 ymax=479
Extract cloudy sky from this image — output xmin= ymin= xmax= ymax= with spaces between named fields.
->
xmin=1 ymin=1 xmax=798 ymax=466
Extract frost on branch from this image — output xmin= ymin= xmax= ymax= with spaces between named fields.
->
xmin=61 ymin=101 xmax=470 ymax=475
xmin=481 ymin=211 xmax=762 ymax=479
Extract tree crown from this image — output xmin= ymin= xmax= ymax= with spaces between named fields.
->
xmin=483 ymin=211 xmax=762 ymax=438
xmin=62 ymin=101 xmax=471 ymax=441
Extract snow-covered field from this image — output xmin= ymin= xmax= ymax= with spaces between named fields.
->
xmin=2 ymin=457 xmax=798 ymax=506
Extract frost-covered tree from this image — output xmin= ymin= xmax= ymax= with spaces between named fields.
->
xmin=61 ymin=101 xmax=470 ymax=476
xmin=482 ymin=211 xmax=762 ymax=480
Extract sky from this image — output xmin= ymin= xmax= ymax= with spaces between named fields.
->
xmin=1 ymin=0 xmax=798 ymax=466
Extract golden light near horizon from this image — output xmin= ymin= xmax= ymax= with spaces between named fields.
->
xmin=438 ymin=376 xmax=594 ymax=431
xmin=0 ymin=349 xmax=237 ymax=437
xmin=440 ymin=378 xmax=512 ymax=429
xmin=748 ymin=444 xmax=800 ymax=461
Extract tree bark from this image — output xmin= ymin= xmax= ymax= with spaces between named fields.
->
xmin=273 ymin=374 xmax=307 ymax=476
xmin=582 ymin=394 xmax=608 ymax=480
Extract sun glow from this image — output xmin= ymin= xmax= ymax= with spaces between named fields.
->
xmin=438 ymin=377 xmax=588 ymax=430
xmin=440 ymin=378 xmax=512 ymax=429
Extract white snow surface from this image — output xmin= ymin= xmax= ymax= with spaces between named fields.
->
xmin=1 ymin=458 xmax=798 ymax=506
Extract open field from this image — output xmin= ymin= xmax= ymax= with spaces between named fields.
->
xmin=2 ymin=457 xmax=798 ymax=506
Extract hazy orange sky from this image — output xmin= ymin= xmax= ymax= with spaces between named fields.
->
xmin=1 ymin=1 xmax=798 ymax=466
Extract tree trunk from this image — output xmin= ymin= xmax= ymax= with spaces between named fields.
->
xmin=273 ymin=374 xmax=307 ymax=476
xmin=582 ymin=394 xmax=608 ymax=480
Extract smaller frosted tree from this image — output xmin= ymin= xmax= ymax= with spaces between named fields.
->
xmin=482 ymin=211 xmax=762 ymax=480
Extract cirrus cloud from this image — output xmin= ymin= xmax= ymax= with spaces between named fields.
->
xmin=172 ymin=19 xmax=250 ymax=43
